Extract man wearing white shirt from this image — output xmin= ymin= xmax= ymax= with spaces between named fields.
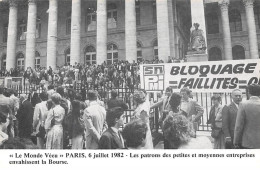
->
xmin=32 ymin=92 xmax=48 ymax=149
xmin=83 ymin=91 xmax=106 ymax=149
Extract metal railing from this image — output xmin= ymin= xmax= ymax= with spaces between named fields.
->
xmin=6 ymin=82 xmax=243 ymax=132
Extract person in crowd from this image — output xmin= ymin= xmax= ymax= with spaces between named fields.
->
xmin=69 ymin=100 xmax=85 ymax=149
xmin=234 ymin=84 xmax=260 ymax=149
xmin=151 ymin=87 xmax=173 ymax=126
xmin=85 ymin=92 xmax=105 ymax=108
xmin=47 ymin=85 xmax=55 ymax=99
xmin=1 ymin=137 xmax=38 ymax=149
xmin=132 ymin=89 xmax=153 ymax=149
xmin=152 ymin=87 xmax=173 ymax=114
xmin=207 ymin=95 xmax=224 ymax=149
xmin=107 ymin=90 xmax=128 ymax=110
xmin=56 ymin=86 xmax=71 ymax=115
xmin=45 ymin=93 xmax=65 ymax=149
xmin=83 ymin=90 xmax=106 ymax=149
xmin=28 ymin=87 xmax=41 ymax=107
xmin=32 ymin=92 xmax=49 ymax=149
xmin=9 ymin=89 xmax=19 ymax=137
xmin=180 ymin=87 xmax=204 ymax=136
xmin=0 ymin=111 xmax=8 ymax=147
xmin=163 ymin=93 xmax=188 ymax=149
xmin=16 ymin=94 xmax=33 ymax=139
xmin=122 ymin=119 xmax=148 ymax=149
xmin=99 ymin=107 xmax=125 ymax=149
xmin=56 ymin=86 xmax=72 ymax=149
xmin=0 ymin=86 xmax=11 ymax=116
xmin=222 ymin=89 xmax=243 ymax=149
xmin=0 ymin=88 xmax=13 ymax=138
xmin=163 ymin=113 xmax=212 ymax=149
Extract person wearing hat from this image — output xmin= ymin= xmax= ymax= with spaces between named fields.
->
xmin=132 ymin=89 xmax=153 ymax=149
xmin=83 ymin=90 xmax=106 ymax=149
xmin=99 ymin=107 xmax=125 ymax=149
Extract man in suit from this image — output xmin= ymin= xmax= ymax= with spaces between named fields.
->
xmin=107 ymin=90 xmax=128 ymax=110
xmin=99 ymin=107 xmax=125 ymax=149
xmin=234 ymin=84 xmax=260 ymax=149
xmin=222 ymin=89 xmax=242 ymax=149
xmin=83 ymin=90 xmax=106 ymax=149
xmin=16 ymin=94 xmax=34 ymax=139
xmin=180 ymin=87 xmax=204 ymax=134
xmin=28 ymin=87 xmax=41 ymax=107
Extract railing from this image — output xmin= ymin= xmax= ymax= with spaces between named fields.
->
xmin=6 ymin=82 xmax=243 ymax=132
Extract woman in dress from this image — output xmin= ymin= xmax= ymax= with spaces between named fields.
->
xmin=132 ymin=89 xmax=153 ymax=149
xmin=70 ymin=100 xmax=85 ymax=149
xmin=45 ymin=93 xmax=65 ymax=149
xmin=207 ymin=95 xmax=225 ymax=149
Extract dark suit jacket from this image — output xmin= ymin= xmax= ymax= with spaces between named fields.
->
xmin=29 ymin=93 xmax=41 ymax=107
xmin=16 ymin=100 xmax=34 ymax=138
xmin=98 ymin=127 xmax=124 ymax=149
xmin=222 ymin=102 xmax=238 ymax=141
xmin=234 ymin=97 xmax=260 ymax=149
xmin=107 ymin=98 xmax=128 ymax=110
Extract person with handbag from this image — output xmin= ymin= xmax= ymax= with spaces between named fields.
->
xmin=32 ymin=92 xmax=48 ymax=149
xmin=207 ymin=95 xmax=225 ymax=149
xmin=45 ymin=93 xmax=65 ymax=149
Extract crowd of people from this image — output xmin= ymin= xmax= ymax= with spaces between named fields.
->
xmin=1 ymin=82 xmax=259 ymax=150
xmin=0 ymin=57 xmax=260 ymax=149
xmin=1 ymin=58 xmax=181 ymax=89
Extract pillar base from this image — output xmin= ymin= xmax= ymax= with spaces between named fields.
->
xmin=185 ymin=52 xmax=208 ymax=62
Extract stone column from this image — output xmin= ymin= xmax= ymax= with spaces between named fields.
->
xmin=156 ymin=0 xmax=171 ymax=62
xmin=70 ymin=0 xmax=81 ymax=65
xmin=46 ymin=0 xmax=58 ymax=69
xmin=168 ymin=0 xmax=176 ymax=58
xmin=25 ymin=0 xmax=37 ymax=69
xmin=219 ymin=0 xmax=232 ymax=60
xmin=96 ymin=0 xmax=107 ymax=65
xmin=6 ymin=0 xmax=18 ymax=70
xmin=243 ymin=0 xmax=259 ymax=59
xmin=125 ymin=0 xmax=137 ymax=63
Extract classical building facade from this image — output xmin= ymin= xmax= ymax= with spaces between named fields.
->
xmin=205 ymin=0 xmax=260 ymax=61
xmin=0 ymin=0 xmax=191 ymax=70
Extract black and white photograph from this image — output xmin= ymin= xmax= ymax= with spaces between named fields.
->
xmin=0 ymin=0 xmax=259 ymax=170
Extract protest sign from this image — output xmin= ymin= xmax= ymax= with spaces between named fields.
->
xmin=140 ymin=59 xmax=260 ymax=93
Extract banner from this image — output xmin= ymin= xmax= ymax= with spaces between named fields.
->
xmin=140 ymin=59 xmax=260 ymax=93
xmin=5 ymin=77 xmax=23 ymax=88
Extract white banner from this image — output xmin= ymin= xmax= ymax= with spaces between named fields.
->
xmin=140 ymin=59 xmax=260 ymax=93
